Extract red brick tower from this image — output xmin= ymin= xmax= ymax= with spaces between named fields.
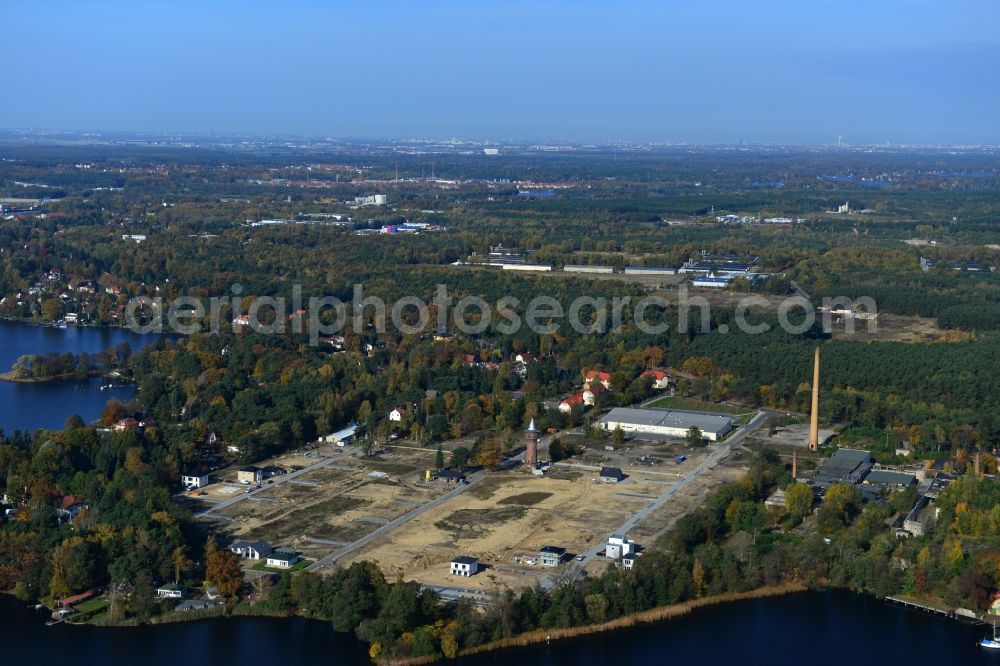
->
xmin=525 ymin=418 xmax=539 ymax=469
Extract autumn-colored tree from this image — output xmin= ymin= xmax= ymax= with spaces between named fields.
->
xmin=682 ymin=356 xmax=715 ymax=378
xmin=100 ymin=399 xmax=127 ymax=426
xmin=439 ymin=623 xmax=459 ymax=659
xmin=692 ymin=558 xmax=706 ymax=597
xmin=206 ymin=547 xmax=243 ymax=598
xmin=784 ymin=481 xmax=814 ymax=520
xmin=124 ymin=447 xmax=149 ymax=476
xmin=584 ymin=592 xmax=608 ymax=623
xmin=817 ymin=482 xmax=861 ymax=534
xmin=474 ymin=439 xmax=503 ymax=470
xmin=172 ymin=546 xmax=192 ymax=584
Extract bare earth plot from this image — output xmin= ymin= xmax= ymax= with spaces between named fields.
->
xmin=342 ymin=468 xmax=672 ymax=591
xmin=212 ymin=448 xmax=452 ymax=559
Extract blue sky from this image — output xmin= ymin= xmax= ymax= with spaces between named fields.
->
xmin=3 ymin=1 xmax=998 ymax=143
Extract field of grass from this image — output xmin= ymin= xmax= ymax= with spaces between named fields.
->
xmin=363 ymin=460 xmax=418 ymax=475
xmin=645 ymin=395 xmax=746 ymax=415
xmin=434 ymin=507 xmax=527 ymax=539
xmin=73 ymin=598 xmax=109 ymax=613
xmin=498 ymin=492 xmax=553 ymax=506
xmin=245 ymin=495 xmax=367 ymax=542
xmin=71 ymin=598 xmax=110 ymax=623
xmin=465 ymin=477 xmax=505 ymax=500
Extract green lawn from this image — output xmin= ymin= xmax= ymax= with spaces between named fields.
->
xmin=644 ymin=395 xmax=747 ymax=415
xmin=69 ymin=598 xmax=110 ymax=623
xmin=72 ymin=598 xmax=109 ymax=613
xmin=251 ymin=559 xmax=312 ymax=574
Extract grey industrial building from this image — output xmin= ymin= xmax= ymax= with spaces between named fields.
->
xmin=597 ymin=407 xmax=734 ymax=442
xmin=563 ymin=265 xmax=614 ymax=274
xmin=813 ymin=448 xmax=874 ymax=489
xmin=863 ymin=469 xmax=916 ymax=489
xmin=623 ymin=266 xmax=677 ymax=275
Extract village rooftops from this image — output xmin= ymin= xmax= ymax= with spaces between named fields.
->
xmin=539 ymin=545 xmax=566 ymax=555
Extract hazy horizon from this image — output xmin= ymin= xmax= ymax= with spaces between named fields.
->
xmin=4 ymin=1 xmax=999 ymax=145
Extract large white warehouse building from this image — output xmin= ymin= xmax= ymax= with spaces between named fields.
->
xmin=598 ymin=407 xmax=734 ymax=441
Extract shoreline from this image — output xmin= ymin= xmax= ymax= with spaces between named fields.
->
xmin=0 ymin=315 xmax=139 ymax=332
xmin=0 ymin=369 xmax=106 ymax=384
xmin=382 ymin=583 xmax=809 ymax=665
xmin=12 ymin=584 xmax=987 ymax=659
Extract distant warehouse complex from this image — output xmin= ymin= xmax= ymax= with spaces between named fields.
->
xmin=563 ymin=265 xmax=614 ymax=274
xmin=598 ymin=407 xmax=734 ymax=442
xmin=623 ymin=266 xmax=677 ymax=275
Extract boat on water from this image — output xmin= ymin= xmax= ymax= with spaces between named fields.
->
xmin=981 ymin=621 xmax=1000 ymax=649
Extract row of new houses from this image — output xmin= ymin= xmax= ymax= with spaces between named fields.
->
xmin=451 ymin=533 xmax=641 ymax=577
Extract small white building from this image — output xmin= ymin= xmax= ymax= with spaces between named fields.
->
xmin=642 ymin=370 xmax=671 ymax=389
xmin=605 ymin=533 xmax=635 ymax=559
xmin=450 ymin=556 xmax=479 ymax=577
xmin=389 ymin=406 xmax=407 ymax=422
xmin=692 ymin=276 xmax=732 ymax=288
xmin=156 ymin=585 xmax=183 ymax=599
xmin=181 ymin=471 xmax=209 ymax=489
xmin=606 ymin=533 xmax=640 ymax=570
xmin=266 ymin=551 xmax=300 ymax=569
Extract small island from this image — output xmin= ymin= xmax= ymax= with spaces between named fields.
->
xmin=1 ymin=350 xmax=130 ymax=384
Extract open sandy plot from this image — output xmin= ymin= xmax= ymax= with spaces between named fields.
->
xmin=218 ymin=455 xmax=452 ymax=559
xmin=624 ymin=458 xmax=747 ymax=546
xmin=341 ymin=473 xmax=663 ymax=590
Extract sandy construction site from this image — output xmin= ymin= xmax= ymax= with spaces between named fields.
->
xmin=190 ymin=431 xmax=751 ymax=591
xmin=340 ymin=442 xmax=748 ymax=590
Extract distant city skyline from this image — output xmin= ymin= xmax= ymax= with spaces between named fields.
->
xmin=3 ymin=1 xmax=999 ymax=145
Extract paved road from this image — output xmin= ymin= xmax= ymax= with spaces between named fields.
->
xmin=306 ymin=471 xmax=484 ymax=572
xmin=571 ymin=409 xmax=769 ymax=565
xmin=789 ymin=280 xmax=812 ymax=301
xmin=194 ymin=454 xmax=341 ymax=519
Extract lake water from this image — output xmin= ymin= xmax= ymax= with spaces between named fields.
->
xmin=1 ymin=590 xmax=994 ymax=666
xmin=0 ymin=320 xmax=157 ymax=433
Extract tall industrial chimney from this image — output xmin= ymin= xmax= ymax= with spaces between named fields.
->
xmin=808 ymin=347 xmax=820 ymax=452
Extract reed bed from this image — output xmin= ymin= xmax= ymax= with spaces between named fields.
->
xmin=383 ymin=583 xmax=807 ymax=665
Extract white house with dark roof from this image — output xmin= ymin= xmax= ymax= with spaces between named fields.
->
xmin=266 ymin=550 xmax=300 ymax=569
xmin=230 ymin=540 xmax=273 ymax=560
xmin=599 ymin=467 xmax=626 ymax=483
xmin=181 ymin=470 xmax=209 ymax=489
xmin=450 ymin=556 xmax=479 ymax=577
